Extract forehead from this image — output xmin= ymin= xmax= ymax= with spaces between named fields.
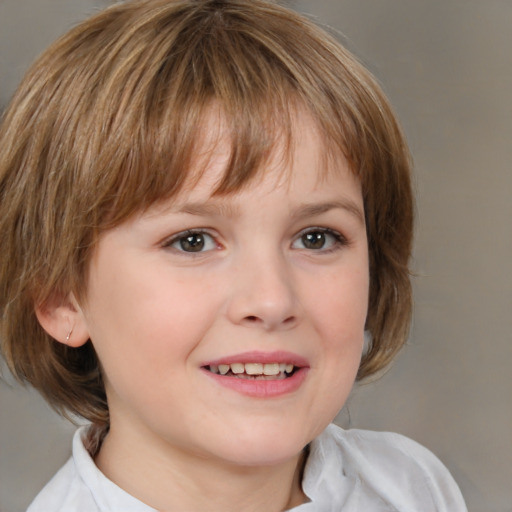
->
xmin=173 ymin=105 xmax=356 ymax=202
xmin=144 ymin=108 xmax=363 ymax=223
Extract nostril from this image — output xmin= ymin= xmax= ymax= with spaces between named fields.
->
xmin=239 ymin=311 xmax=298 ymax=330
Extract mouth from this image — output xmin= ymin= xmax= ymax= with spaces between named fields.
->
xmin=201 ymin=351 xmax=309 ymax=397
xmin=206 ymin=362 xmax=298 ymax=380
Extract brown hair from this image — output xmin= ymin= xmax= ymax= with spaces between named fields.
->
xmin=0 ymin=0 xmax=413 ymax=426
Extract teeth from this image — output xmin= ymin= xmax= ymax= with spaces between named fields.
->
xmin=208 ymin=362 xmax=296 ymax=376
xmin=263 ymin=363 xmax=280 ymax=375
xmin=230 ymin=363 xmax=245 ymax=374
xmin=218 ymin=364 xmax=230 ymax=375
xmin=245 ymin=363 xmax=263 ymax=375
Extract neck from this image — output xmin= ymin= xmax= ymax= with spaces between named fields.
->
xmin=94 ymin=421 xmax=309 ymax=512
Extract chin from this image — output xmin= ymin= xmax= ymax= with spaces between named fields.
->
xmin=211 ymin=425 xmax=313 ymax=468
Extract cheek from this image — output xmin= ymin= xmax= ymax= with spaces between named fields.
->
xmin=298 ymin=269 xmax=368 ymax=437
xmin=305 ymin=264 xmax=369 ymax=387
xmin=313 ymin=266 xmax=369 ymax=337
xmin=86 ymin=269 xmax=224 ymax=370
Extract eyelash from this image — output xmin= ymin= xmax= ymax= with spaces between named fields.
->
xmin=162 ymin=227 xmax=348 ymax=255
xmin=162 ymin=229 xmax=219 ymax=255
xmin=293 ymin=227 xmax=348 ymax=253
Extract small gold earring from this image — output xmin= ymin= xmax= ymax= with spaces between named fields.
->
xmin=66 ymin=327 xmax=74 ymax=342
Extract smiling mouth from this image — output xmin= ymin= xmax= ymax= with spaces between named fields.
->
xmin=206 ymin=362 xmax=298 ymax=380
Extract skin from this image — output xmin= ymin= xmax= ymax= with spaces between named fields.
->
xmin=38 ymin=110 xmax=369 ymax=511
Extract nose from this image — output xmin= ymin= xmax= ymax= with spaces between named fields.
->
xmin=226 ymin=251 xmax=300 ymax=331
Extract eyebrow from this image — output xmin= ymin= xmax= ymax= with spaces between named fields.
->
xmin=174 ymin=198 xmax=364 ymax=224
xmin=175 ymin=201 xmax=240 ymax=218
xmin=292 ymin=200 xmax=365 ymax=224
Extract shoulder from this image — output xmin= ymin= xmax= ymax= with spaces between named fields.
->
xmin=27 ymin=427 xmax=157 ymax=512
xmin=303 ymin=424 xmax=467 ymax=511
xmin=26 ymin=455 xmax=98 ymax=512
xmin=330 ymin=425 xmax=451 ymax=471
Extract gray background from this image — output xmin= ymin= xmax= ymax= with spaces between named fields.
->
xmin=1 ymin=1 xmax=511 ymax=511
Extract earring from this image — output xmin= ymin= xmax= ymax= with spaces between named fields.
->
xmin=66 ymin=327 xmax=74 ymax=342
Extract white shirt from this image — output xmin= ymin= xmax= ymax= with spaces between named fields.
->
xmin=27 ymin=424 xmax=467 ymax=511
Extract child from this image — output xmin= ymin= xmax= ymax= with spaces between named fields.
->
xmin=0 ymin=0 xmax=467 ymax=510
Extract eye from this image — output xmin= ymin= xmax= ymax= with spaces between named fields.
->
xmin=165 ymin=230 xmax=218 ymax=253
xmin=292 ymin=228 xmax=346 ymax=252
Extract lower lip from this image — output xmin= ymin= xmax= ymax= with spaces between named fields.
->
xmin=202 ymin=368 xmax=309 ymax=398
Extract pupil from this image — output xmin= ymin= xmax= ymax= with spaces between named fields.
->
xmin=181 ymin=234 xmax=205 ymax=252
xmin=303 ymin=232 xmax=325 ymax=249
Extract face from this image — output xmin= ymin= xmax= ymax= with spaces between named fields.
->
xmin=78 ymin=111 xmax=369 ymax=469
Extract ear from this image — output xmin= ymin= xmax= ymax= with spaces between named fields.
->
xmin=35 ymin=293 xmax=90 ymax=348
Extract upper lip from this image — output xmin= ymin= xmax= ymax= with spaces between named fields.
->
xmin=202 ymin=350 xmax=309 ymax=368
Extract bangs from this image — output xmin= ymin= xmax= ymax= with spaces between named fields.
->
xmin=58 ymin=0 xmax=372 ymax=232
